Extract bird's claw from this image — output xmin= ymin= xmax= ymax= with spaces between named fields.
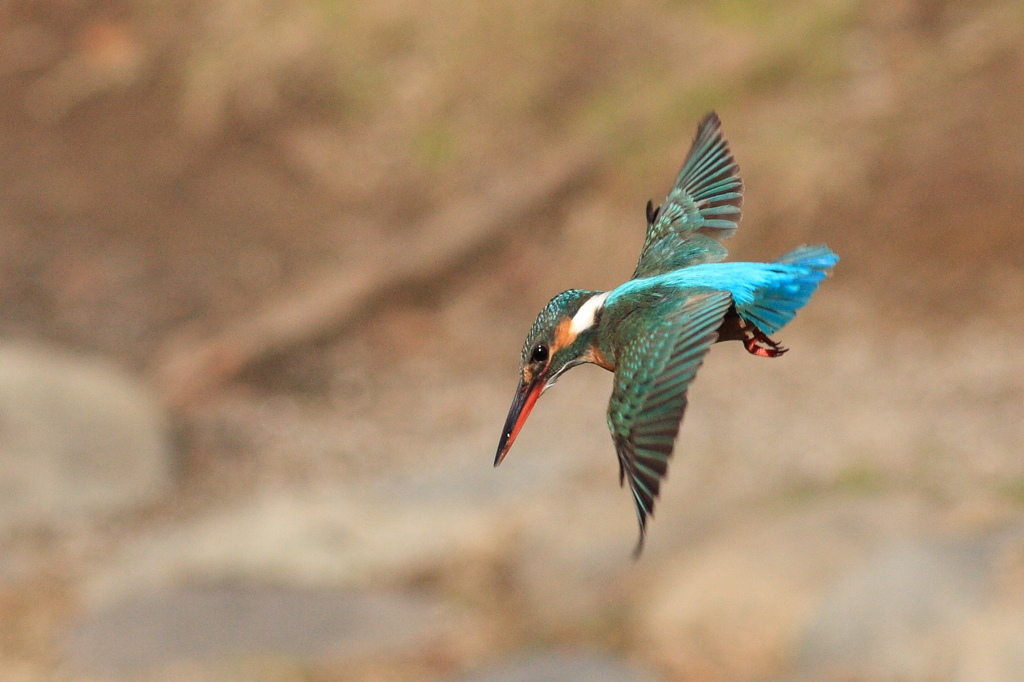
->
xmin=743 ymin=332 xmax=788 ymax=358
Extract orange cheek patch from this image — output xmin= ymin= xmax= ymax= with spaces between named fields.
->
xmin=552 ymin=317 xmax=576 ymax=354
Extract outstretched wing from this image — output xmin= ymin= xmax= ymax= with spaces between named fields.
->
xmin=632 ymin=113 xmax=743 ymax=279
xmin=606 ymin=290 xmax=732 ymax=555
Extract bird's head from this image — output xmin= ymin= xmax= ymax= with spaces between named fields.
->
xmin=494 ymin=288 xmax=608 ymax=466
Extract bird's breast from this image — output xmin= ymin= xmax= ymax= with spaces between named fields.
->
xmin=581 ymin=341 xmax=615 ymax=371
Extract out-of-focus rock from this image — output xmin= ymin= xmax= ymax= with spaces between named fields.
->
xmin=0 ymin=343 xmax=172 ymax=532
xmin=81 ymin=372 xmax=629 ymax=610
xmin=80 ymin=430 xmax=579 ymax=605
xmin=0 ymin=659 xmax=48 ymax=682
xmin=455 ymin=650 xmax=660 ymax=682
xmin=634 ymin=495 xmax=935 ymax=681
xmin=953 ymin=606 xmax=1024 ymax=682
xmin=508 ymin=485 xmax=636 ymax=634
xmin=796 ymin=539 xmax=987 ymax=679
xmin=792 ymin=526 xmax=1024 ymax=682
xmin=61 ymin=586 xmax=454 ymax=680
xmin=81 ymin=484 xmax=503 ymax=608
xmin=138 ymin=658 xmax=308 ymax=682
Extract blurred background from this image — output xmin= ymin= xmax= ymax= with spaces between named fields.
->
xmin=0 ymin=0 xmax=1023 ymax=680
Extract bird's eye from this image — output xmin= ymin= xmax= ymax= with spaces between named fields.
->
xmin=531 ymin=344 xmax=549 ymax=363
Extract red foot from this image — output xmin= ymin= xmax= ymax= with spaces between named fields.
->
xmin=743 ymin=330 xmax=788 ymax=358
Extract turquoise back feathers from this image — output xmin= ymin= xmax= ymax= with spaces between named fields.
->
xmin=610 ymin=244 xmax=838 ymax=336
xmin=744 ymin=245 xmax=838 ymax=334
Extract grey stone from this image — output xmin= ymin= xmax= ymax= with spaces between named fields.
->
xmin=797 ymin=539 xmax=989 ymax=679
xmin=456 ymin=650 xmax=660 ymax=682
xmin=81 ymin=479 xmax=514 ymax=607
xmin=507 ymin=485 xmax=637 ymax=633
xmin=792 ymin=529 xmax=1024 ymax=682
xmin=80 ymin=395 xmax=619 ymax=606
xmin=741 ymin=525 xmax=1024 ymax=682
xmin=635 ymin=495 xmax=935 ymax=681
xmin=0 ymin=343 xmax=172 ymax=532
xmin=61 ymin=586 xmax=452 ymax=679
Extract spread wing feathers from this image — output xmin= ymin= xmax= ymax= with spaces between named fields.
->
xmin=632 ymin=112 xmax=743 ymax=279
xmin=606 ymin=290 xmax=732 ymax=556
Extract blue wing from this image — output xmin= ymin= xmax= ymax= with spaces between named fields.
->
xmin=632 ymin=113 xmax=743 ymax=279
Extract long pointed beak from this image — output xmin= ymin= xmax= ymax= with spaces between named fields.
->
xmin=494 ymin=374 xmax=544 ymax=467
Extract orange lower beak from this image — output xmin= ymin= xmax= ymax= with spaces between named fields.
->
xmin=494 ymin=376 xmax=544 ymax=466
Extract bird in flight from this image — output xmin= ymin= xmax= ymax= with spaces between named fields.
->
xmin=493 ymin=113 xmax=838 ymax=555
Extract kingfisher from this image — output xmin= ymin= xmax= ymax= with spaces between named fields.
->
xmin=493 ymin=113 xmax=838 ymax=555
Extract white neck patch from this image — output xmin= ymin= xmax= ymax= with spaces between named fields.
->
xmin=569 ymin=291 xmax=609 ymax=336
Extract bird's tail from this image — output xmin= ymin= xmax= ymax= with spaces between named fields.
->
xmin=741 ymin=245 xmax=839 ymax=335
